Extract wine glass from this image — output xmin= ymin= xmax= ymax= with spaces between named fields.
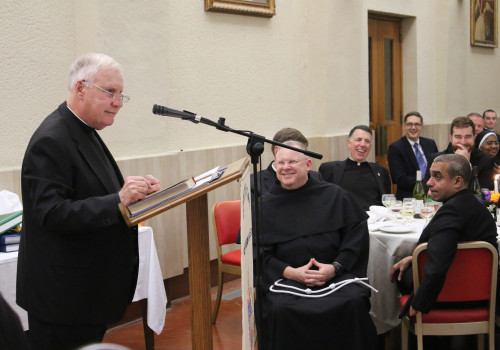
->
xmin=401 ymin=198 xmax=416 ymax=222
xmin=381 ymin=194 xmax=396 ymax=213
xmin=390 ymin=200 xmax=402 ymax=213
xmin=419 ymin=203 xmax=435 ymax=225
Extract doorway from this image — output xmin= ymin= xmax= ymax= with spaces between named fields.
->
xmin=368 ymin=14 xmax=403 ymax=170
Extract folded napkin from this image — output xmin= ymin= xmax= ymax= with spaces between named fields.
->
xmin=367 ymin=205 xmax=396 ymax=224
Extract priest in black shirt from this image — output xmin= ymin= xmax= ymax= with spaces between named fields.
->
xmin=319 ymin=125 xmax=391 ymax=211
xmin=259 ymin=141 xmax=377 ymax=350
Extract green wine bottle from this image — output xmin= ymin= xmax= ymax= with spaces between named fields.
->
xmin=413 ymin=170 xmax=426 ymax=201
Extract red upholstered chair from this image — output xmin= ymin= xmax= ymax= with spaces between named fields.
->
xmin=399 ymin=241 xmax=498 ymax=350
xmin=211 ymin=200 xmax=242 ymax=324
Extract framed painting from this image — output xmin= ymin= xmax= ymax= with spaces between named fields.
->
xmin=205 ymin=0 xmax=275 ymax=18
xmin=471 ymin=0 xmax=498 ymax=47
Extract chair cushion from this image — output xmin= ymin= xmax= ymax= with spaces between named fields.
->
xmin=399 ymin=294 xmax=489 ymax=323
xmin=399 ymin=294 xmax=410 ymax=307
xmin=421 ymin=308 xmax=489 ymax=323
xmin=221 ymin=249 xmax=241 ymax=266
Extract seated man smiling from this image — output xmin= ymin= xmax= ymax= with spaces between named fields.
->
xmin=319 ymin=125 xmax=391 ymax=211
xmin=258 ymin=141 xmax=377 ymax=350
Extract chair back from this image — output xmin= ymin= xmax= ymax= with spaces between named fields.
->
xmin=213 ymin=200 xmax=241 ymax=246
xmin=414 ymin=241 xmax=498 ymax=303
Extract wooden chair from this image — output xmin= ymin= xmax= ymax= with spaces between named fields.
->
xmin=211 ymin=200 xmax=241 ymax=324
xmin=400 ymin=241 xmax=498 ymax=350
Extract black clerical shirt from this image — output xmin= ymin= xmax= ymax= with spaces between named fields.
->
xmin=340 ymin=158 xmax=382 ymax=211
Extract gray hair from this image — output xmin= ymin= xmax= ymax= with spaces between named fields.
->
xmin=68 ymin=53 xmax=122 ymax=91
xmin=348 ymin=125 xmax=372 ymax=138
xmin=432 ymin=154 xmax=471 ymax=186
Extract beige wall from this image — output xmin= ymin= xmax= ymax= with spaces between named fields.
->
xmin=5 ymin=1 xmax=499 ymax=170
xmin=0 ymin=1 xmax=498 ymax=277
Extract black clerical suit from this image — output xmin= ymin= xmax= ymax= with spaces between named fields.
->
xmin=17 ymin=103 xmax=138 ymax=343
xmin=388 ymin=136 xmax=438 ymax=199
xmin=399 ymin=190 xmax=498 ymax=314
xmin=424 ymin=144 xmax=496 ymax=190
xmin=319 ymin=159 xmax=391 ymax=211
xmin=259 ymin=176 xmax=377 ymax=350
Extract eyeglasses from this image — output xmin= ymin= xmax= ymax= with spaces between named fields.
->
xmin=276 ymin=159 xmax=305 ymax=167
xmin=405 ymin=123 xmax=423 ymax=127
xmin=82 ymin=80 xmax=130 ymax=103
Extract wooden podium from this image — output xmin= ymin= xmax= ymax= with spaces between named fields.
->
xmin=120 ymin=157 xmax=250 ymax=350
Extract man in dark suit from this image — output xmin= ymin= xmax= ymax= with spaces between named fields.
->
xmin=388 ymin=112 xmax=438 ymax=199
xmin=423 ymin=116 xmax=498 ymax=190
xmin=319 ymin=125 xmax=391 ymax=211
xmin=17 ymin=53 xmax=161 ymax=350
xmin=390 ymin=154 xmax=498 ymax=317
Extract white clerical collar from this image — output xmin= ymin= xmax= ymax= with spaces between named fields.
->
xmin=272 ymin=161 xmax=277 ymax=172
xmin=66 ymin=105 xmax=91 ymax=127
xmin=348 ymin=157 xmax=366 ymax=166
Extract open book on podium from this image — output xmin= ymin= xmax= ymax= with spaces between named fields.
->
xmin=119 ymin=157 xmax=250 ymax=227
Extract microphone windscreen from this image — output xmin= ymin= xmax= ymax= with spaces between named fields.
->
xmin=152 ymin=104 xmax=164 ymax=115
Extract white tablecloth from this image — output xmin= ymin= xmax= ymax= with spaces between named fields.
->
xmin=0 ymin=250 xmax=27 ymax=329
xmin=0 ymin=226 xmax=166 ymax=334
xmin=367 ymin=222 xmax=422 ymax=334
xmin=133 ymin=226 xmax=167 ymax=334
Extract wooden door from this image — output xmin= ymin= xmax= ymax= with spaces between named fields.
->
xmin=368 ymin=15 xmax=402 ymax=170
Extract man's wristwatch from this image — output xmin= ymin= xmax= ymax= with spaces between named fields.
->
xmin=332 ymin=262 xmax=344 ymax=276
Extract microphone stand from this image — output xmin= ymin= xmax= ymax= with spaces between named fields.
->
xmin=157 ymin=109 xmax=323 ymax=346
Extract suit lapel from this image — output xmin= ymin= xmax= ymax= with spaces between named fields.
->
xmin=403 ymin=137 xmax=420 ymax=170
xmin=334 ymin=161 xmax=346 ymax=184
xmin=368 ymin=162 xmax=385 ymax=195
xmin=420 ymin=138 xmax=434 ymax=159
xmin=61 ymin=105 xmax=122 ymax=194
xmin=77 ymin=133 xmax=121 ymax=194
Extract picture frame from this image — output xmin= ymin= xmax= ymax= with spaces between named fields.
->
xmin=205 ymin=0 xmax=275 ymax=18
xmin=471 ymin=0 xmax=498 ymax=47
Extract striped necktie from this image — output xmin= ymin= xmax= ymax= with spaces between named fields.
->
xmin=413 ymin=142 xmax=426 ymax=175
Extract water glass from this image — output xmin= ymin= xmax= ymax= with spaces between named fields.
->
xmin=419 ymin=203 xmax=435 ymax=225
xmin=382 ymin=194 xmax=396 ymax=213
xmin=401 ymin=198 xmax=416 ymax=221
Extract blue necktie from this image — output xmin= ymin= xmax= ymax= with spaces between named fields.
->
xmin=413 ymin=143 xmax=426 ymax=175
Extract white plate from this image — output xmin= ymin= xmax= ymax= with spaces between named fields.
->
xmin=379 ymin=226 xmax=415 ymax=234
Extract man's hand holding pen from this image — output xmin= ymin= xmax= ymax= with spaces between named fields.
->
xmin=119 ymin=175 xmax=161 ymax=206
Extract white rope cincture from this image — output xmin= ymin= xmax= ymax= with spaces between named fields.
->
xmin=269 ymin=277 xmax=378 ymax=298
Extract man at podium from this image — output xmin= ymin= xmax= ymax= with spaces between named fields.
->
xmin=259 ymin=141 xmax=377 ymax=350
xmin=17 ymin=53 xmax=161 ymax=349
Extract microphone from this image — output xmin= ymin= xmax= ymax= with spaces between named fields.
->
xmin=152 ymin=104 xmax=200 ymax=123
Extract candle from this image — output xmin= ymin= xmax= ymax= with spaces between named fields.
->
xmin=495 ymin=175 xmax=500 ymax=193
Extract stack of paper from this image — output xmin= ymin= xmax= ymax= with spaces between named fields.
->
xmin=0 ymin=210 xmax=22 ymax=253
